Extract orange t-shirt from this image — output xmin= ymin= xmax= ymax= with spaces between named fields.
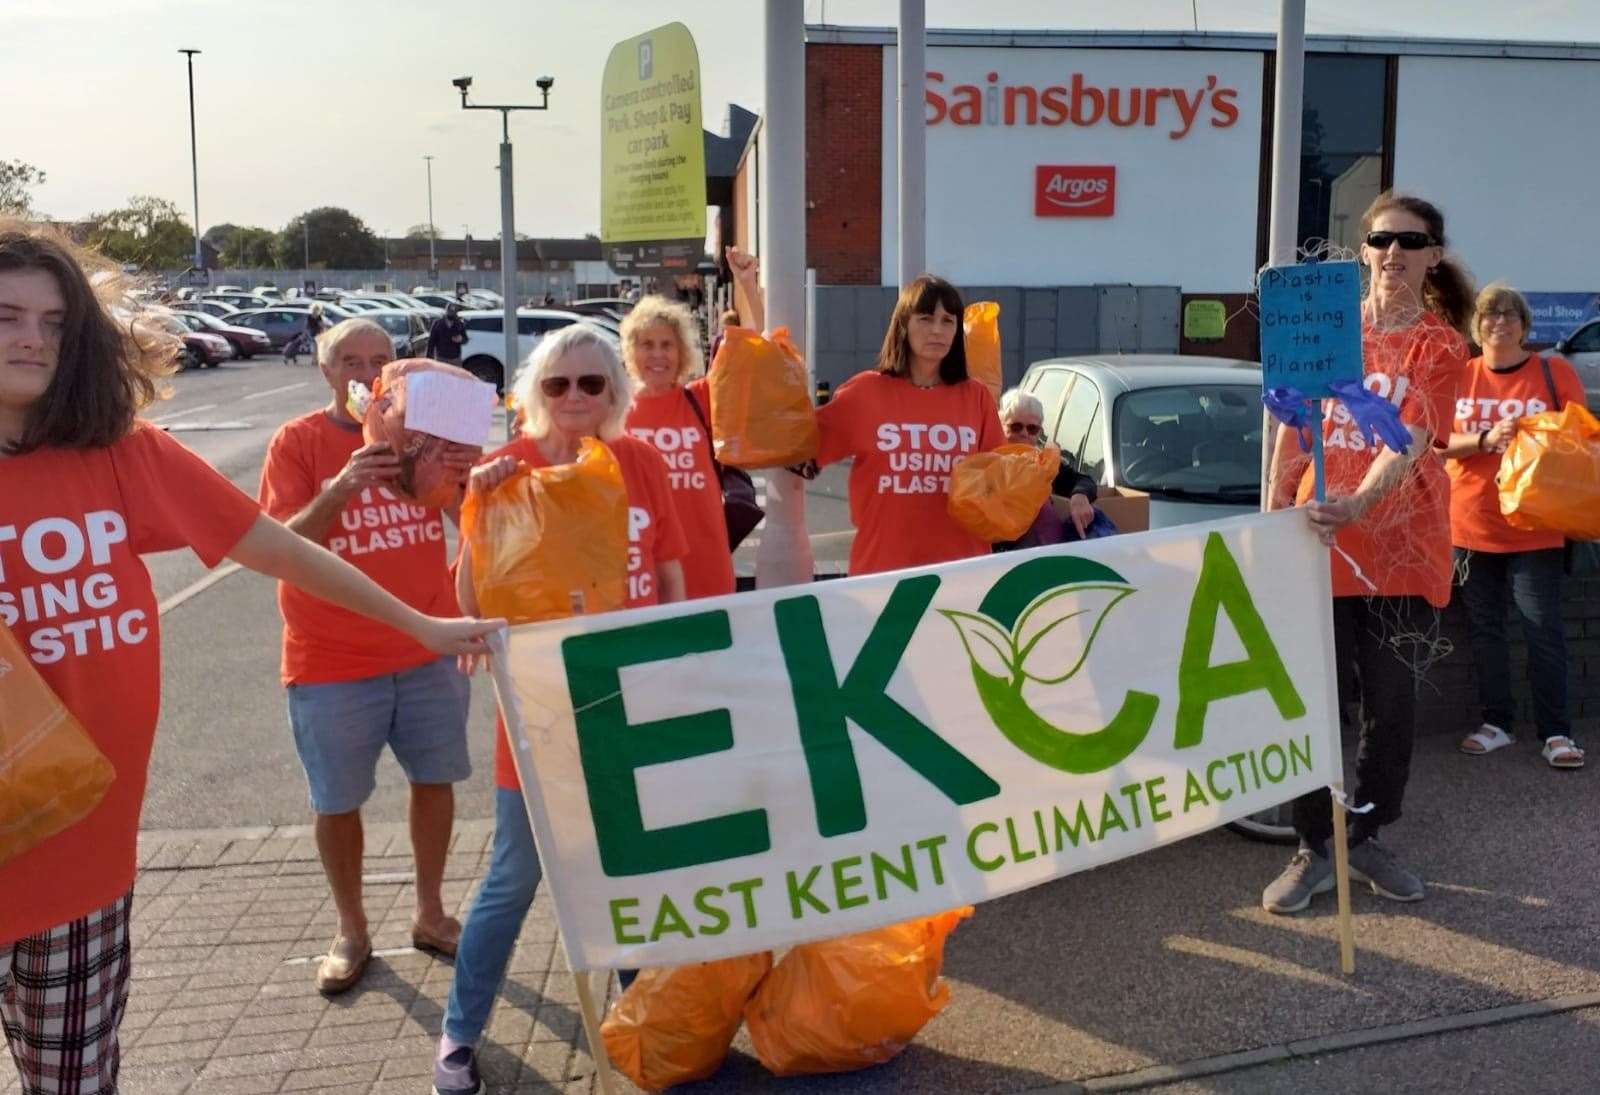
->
xmin=0 ymin=423 xmax=260 ymax=942
xmin=815 ymin=372 xmax=1004 ymax=575
xmin=624 ymin=378 xmax=736 ymax=600
xmin=484 ymin=434 xmax=689 ymax=791
xmin=1448 ymin=354 xmax=1585 ymax=554
xmin=1295 ymin=311 xmax=1467 ymax=607
xmin=258 ymin=410 xmax=458 ymax=685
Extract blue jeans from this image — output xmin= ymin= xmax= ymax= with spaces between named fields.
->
xmin=1454 ymin=547 xmax=1570 ymax=740
xmin=443 ymin=788 xmax=543 ymax=1044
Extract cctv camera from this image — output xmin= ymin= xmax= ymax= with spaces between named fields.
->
xmin=536 ymin=75 xmax=555 ymax=91
xmin=452 ymin=76 xmax=473 ymax=91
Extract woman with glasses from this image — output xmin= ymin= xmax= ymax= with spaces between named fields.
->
xmin=1440 ymin=283 xmax=1584 ymax=768
xmin=432 ymin=324 xmax=687 ymax=1095
xmin=998 ymin=387 xmax=1098 ymax=546
xmin=1262 ymin=191 xmax=1473 ymax=915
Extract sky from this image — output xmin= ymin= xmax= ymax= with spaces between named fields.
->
xmin=6 ymin=0 xmax=1598 ymax=241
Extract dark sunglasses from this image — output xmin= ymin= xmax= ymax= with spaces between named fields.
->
xmin=1006 ymin=421 xmax=1042 ymax=437
xmin=539 ymin=374 xmax=607 ymax=398
xmin=1365 ymin=231 xmax=1435 ymax=251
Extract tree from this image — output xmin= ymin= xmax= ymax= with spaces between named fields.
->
xmin=223 ymin=227 xmax=278 ymax=268
xmin=278 ymin=207 xmax=384 ymax=269
xmin=405 ymin=223 xmax=436 ymax=239
xmin=203 ymin=222 xmax=241 ymax=254
xmin=86 ymin=195 xmax=194 ymax=269
xmin=0 ymin=159 xmax=47 ymax=218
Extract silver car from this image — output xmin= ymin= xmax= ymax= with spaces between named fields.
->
xmin=1019 ymin=354 xmax=1264 ymax=529
xmin=1551 ymin=319 xmax=1600 ymax=410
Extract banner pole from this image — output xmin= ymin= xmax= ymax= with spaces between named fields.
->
xmin=1312 ymin=422 xmax=1356 ymax=974
xmin=573 ymin=970 xmax=618 ymax=1095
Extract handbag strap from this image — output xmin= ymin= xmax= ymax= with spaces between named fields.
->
xmin=1536 ymin=354 xmax=1563 ymax=410
xmin=682 ymin=385 xmax=728 ymax=488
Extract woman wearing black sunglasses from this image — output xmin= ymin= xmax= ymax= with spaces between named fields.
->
xmin=434 ymin=323 xmax=688 ymax=1093
xmin=995 ymin=386 xmax=1098 ymax=550
xmin=1262 ymin=192 xmax=1473 ymax=916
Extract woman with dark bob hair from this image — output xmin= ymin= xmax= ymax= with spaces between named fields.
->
xmin=803 ymin=274 xmax=1004 ymax=575
xmin=0 ymin=223 xmax=500 ymax=1094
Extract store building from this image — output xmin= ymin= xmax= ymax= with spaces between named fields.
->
xmin=794 ymin=26 xmax=1600 ymax=382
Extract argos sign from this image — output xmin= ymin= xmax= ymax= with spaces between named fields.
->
xmin=1036 ymin=166 xmax=1115 ymax=217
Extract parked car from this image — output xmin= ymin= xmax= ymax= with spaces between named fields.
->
xmin=335 ymin=298 xmax=387 ymax=313
xmin=1552 ymin=319 xmax=1600 ymax=411
xmin=458 ymin=309 xmax=620 ymax=390
xmin=226 ymin=306 xmax=351 ymax=350
xmin=358 ymin=309 xmax=431 ymax=358
xmin=202 ymin=292 xmax=274 ymax=311
xmin=251 ymin=286 xmax=284 ymax=300
xmin=1019 ymin=355 xmax=1264 ymax=529
xmin=185 ymin=298 xmax=240 ymax=320
xmin=413 ymin=291 xmax=495 ymax=311
xmin=147 ymin=313 xmax=234 ymax=368
xmin=567 ymin=297 xmax=633 ymax=321
xmin=170 ymin=310 xmax=273 ymax=359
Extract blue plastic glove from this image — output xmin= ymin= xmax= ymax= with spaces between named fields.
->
xmin=1262 ymin=386 xmax=1315 ymax=453
xmin=1328 ymin=379 xmax=1412 ymax=455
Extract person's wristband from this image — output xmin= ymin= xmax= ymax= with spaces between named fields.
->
xmin=1476 ymin=428 xmax=1489 ymax=452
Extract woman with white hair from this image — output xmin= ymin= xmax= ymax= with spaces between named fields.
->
xmin=432 ymin=323 xmax=687 ymax=1094
xmin=998 ymin=386 xmax=1098 ymax=543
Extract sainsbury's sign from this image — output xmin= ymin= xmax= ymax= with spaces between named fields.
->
xmin=1036 ymin=166 xmax=1115 ymax=217
xmin=926 ymin=71 xmax=1240 ymax=138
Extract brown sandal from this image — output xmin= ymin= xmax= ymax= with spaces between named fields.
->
xmin=411 ymin=917 xmax=462 ymax=958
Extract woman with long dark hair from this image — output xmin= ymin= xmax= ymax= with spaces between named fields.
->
xmin=1262 ymin=192 xmax=1472 ymax=914
xmin=0 ymin=223 xmax=500 ymax=1094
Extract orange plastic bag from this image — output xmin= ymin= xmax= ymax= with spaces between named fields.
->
xmin=947 ymin=443 xmax=1061 ymax=541
xmin=601 ymin=953 xmax=773 ymax=1091
xmin=708 ymin=326 xmax=819 ymax=468
xmin=0 ymin=621 xmax=116 ymax=865
xmin=460 ymin=437 xmax=629 ymax=623
xmin=1499 ymin=403 xmax=1600 ymax=539
xmin=744 ymin=908 xmax=972 ymax=1077
xmin=964 ymin=301 xmax=1002 ymax=404
xmin=358 ymin=358 xmax=489 ymax=509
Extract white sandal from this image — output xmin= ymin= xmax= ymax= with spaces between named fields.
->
xmin=1460 ymin=723 xmax=1515 ymax=755
xmin=1542 ymin=736 xmax=1585 ymax=769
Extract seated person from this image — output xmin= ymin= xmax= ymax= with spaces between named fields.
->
xmin=996 ymin=388 xmax=1108 ymax=550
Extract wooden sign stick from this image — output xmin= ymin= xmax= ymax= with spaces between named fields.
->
xmin=573 ymin=969 xmax=620 ymax=1095
xmin=1311 ymin=418 xmax=1357 ymax=975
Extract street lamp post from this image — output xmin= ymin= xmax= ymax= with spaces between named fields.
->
xmin=452 ymin=74 xmax=553 ymax=389
xmin=424 ymin=155 xmax=437 ymax=280
xmin=178 ymin=48 xmax=203 ymax=273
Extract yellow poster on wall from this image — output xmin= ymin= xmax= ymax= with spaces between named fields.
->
xmin=600 ymin=22 xmax=707 ymax=274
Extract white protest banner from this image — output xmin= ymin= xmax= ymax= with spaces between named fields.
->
xmin=489 ymin=511 xmax=1340 ymax=972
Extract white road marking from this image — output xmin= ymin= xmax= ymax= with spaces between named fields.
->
xmin=148 ymin=403 xmax=217 ymax=424
xmin=157 ymin=562 xmax=242 ymax=616
xmin=243 ymin=381 xmax=311 ymax=400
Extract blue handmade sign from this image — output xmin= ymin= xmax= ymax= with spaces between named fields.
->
xmin=1257 ymin=261 xmax=1363 ymax=398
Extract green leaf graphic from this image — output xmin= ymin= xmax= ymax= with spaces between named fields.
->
xmin=938 ymin=609 xmax=1017 ymax=680
xmin=1011 ymin=583 xmax=1135 ymax=685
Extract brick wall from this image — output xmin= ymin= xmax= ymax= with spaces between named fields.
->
xmin=806 ymin=44 xmax=882 ymax=285
xmin=1419 ymin=571 xmax=1600 ymax=735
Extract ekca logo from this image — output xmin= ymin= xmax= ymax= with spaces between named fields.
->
xmin=942 ymin=536 xmax=1305 ymax=774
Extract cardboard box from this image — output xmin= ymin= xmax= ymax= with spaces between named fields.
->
xmin=1053 ymin=487 xmax=1149 ymax=534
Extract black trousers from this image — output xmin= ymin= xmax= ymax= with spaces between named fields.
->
xmin=1293 ymin=596 xmax=1425 ymax=850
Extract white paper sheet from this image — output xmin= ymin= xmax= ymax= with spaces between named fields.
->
xmin=402 ymin=371 xmax=497 ymax=446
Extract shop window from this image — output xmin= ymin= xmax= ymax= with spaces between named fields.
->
xmin=1299 ymin=56 xmax=1388 ymax=255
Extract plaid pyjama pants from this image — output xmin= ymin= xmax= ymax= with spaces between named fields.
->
xmin=1 ymin=890 xmax=133 ymax=1095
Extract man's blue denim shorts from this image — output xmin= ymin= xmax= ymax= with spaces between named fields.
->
xmin=286 ymin=656 xmax=471 ymax=815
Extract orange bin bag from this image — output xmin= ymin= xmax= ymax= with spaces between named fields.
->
xmin=460 ymin=437 xmax=629 ymax=623
xmin=744 ymin=907 xmax=972 ymax=1077
xmin=964 ymin=301 xmax=1002 ymax=404
xmin=600 ymin=952 xmax=773 ymax=1091
xmin=0 ymin=620 xmax=116 ymax=865
xmin=707 ymin=326 xmax=819 ymax=469
xmin=947 ymin=442 xmax=1061 ymax=542
xmin=362 ymin=358 xmax=489 ymax=509
xmin=1499 ymin=402 xmax=1600 ymax=539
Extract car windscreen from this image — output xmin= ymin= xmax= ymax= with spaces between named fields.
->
xmin=372 ymin=315 xmax=409 ymax=334
xmin=1113 ymin=384 xmax=1262 ymax=501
